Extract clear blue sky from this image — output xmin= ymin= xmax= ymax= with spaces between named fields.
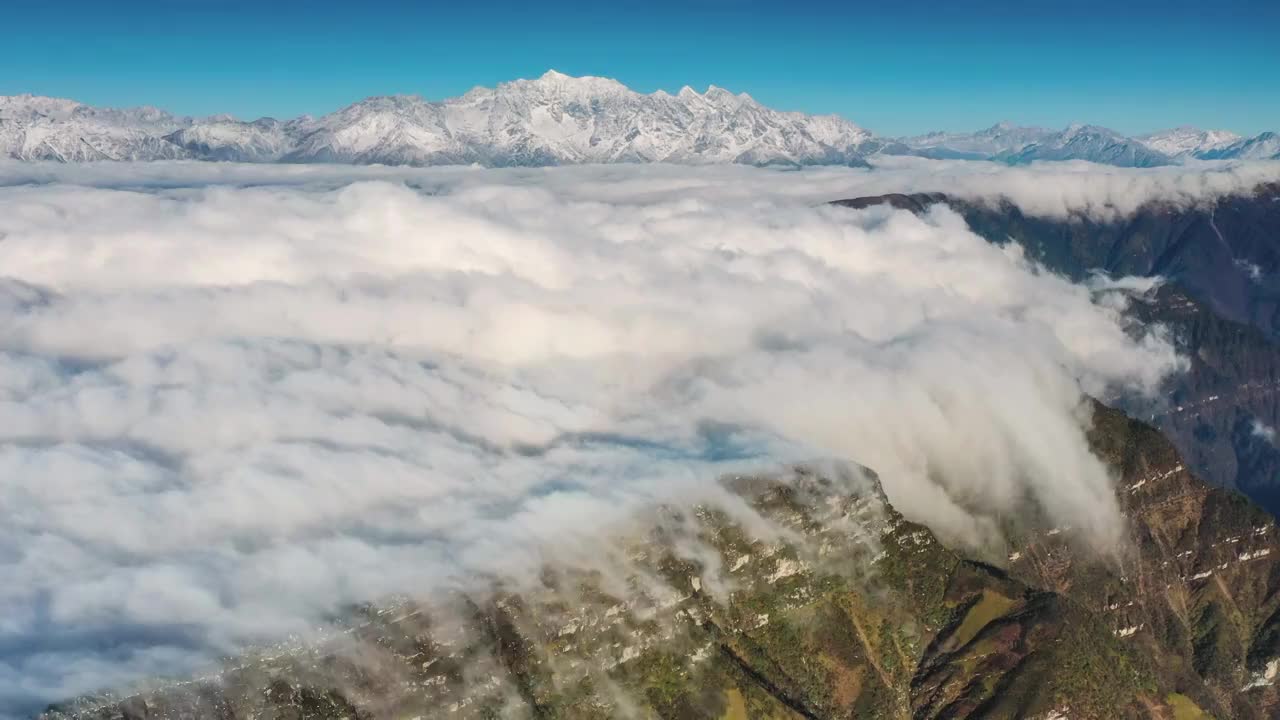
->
xmin=3 ymin=0 xmax=1277 ymax=136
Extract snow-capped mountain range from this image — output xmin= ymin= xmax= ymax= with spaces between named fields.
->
xmin=1 ymin=71 xmax=1276 ymax=167
xmin=901 ymin=122 xmax=1279 ymax=166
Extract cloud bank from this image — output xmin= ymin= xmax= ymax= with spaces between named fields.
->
xmin=1 ymin=155 xmax=1275 ymax=219
xmin=0 ymin=159 xmax=1220 ymax=714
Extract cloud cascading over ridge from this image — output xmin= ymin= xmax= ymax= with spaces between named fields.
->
xmin=0 ymin=159 xmax=1225 ymax=713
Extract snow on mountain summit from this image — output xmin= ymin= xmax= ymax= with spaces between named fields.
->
xmin=1 ymin=75 xmax=1276 ymax=166
xmin=1002 ymin=124 xmax=1174 ymax=167
xmin=1137 ymin=126 xmax=1243 ymax=157
xmin=899 ymin=122 xmax=1178 ymax=167
xmin=0 ymin=93 xmax=189 ymax=161
xmin=274 ymin=71 xmax=874 ymax=166
xmin=0 ymin=73 xmax=874 ymax=167
xmin=1198 ymin=132 xmax=1280 ymax=161
xmin=898 ymin=122 xmax=1055 ymax=159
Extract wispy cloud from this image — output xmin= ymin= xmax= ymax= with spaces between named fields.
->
xmin=1252 ymin=420 xmax=1277 ymax=445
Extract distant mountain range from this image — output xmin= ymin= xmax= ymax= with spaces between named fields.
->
xmin=903 ymin=123 xmax=1279 ymax=166
xmin=0 ymin=72 xmax=876 ymax=167
xmin=1 ymin=72 xmax=1277 ymax=167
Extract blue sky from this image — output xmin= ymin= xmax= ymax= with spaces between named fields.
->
xmin=3 ymin=0 xmax=1277 ymax=136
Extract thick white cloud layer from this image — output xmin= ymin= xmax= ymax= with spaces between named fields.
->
xmin=0 ymin=159 xmax=1235 ymax=713
xmin=1 ymin=155 xmax=1275 ymax=220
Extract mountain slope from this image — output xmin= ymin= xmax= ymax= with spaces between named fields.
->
xmin=996 ymin=124 xmax=1174 ymax=167
xmin=899 ymin=124 xmax=1280 ymax=166
xmin=163 ymin=116 xmax=312 ymax=162
xmin=39 ymin=402 xmax=1280 ymax=719
xmin=1135 ymin=128 xmax=1280 ymax=161
xmin=1200 ymin=132 xmax=1280 ymax=161
xmin=897 ymin=123 xmax=1179 ymax=167
xmin=897 ymin=122 xmax=1056 ymax=160
xmin=0 ymin=94 xmax=189 ymax=162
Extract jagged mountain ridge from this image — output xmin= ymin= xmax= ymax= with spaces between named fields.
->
xmin=276 ymin=72 xmax=878 ymax=166
xmin=1199 ymin=132 xmax=1280 ymax=162
xmin=897 ymin=121 xmax=1057 ymax=160
xmin=1137 ymin=127 xmax=1243 ymax=157
xmin=897 ymin=123 xmax=1280 ymax=164
xmin=1 ymin=72 xmax=877 ymax=167
xmin=993 ymin=123 xmax=1175 ymax=167
xmin=0 ymin=94 xmax=189 ymax=162
xmin=1132 ymin=128 xmax=1280 ymax=162
xmin=3 ymin=73 xmax=1277 ymax=167
xmin=898 ymin=122 xmax=1176 ymax=167
xmin=42 ymin=403 xmax=1280 ymax=719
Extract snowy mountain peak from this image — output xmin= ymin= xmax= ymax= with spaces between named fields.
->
xmin=703 ymin=85 xmax=748 ymax=103
xmin=517 ymin=69 xmax=631 ymax=95
xmin=0 ymin=94 xmax=85 ymax=122
xmin=2 ymin=76 xmax=1277 ymax=167
xmin=898 ymin=122 xmax=1055 ymax=160
xmin=998 ymin=123 xmax=1174 ymax=167
xmin=200 ymin=72 xmax=875 ymax=167
xmin=898 ymin=121 xmax=1176 ymax=167
xmin=1138 ymin=126 xmax=1244 ymax=156
xmin=1060 ymin=122 xmax=1119 ymax=139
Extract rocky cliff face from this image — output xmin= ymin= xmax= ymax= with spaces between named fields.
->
xmin=41 ymin=403 xmax=1280 ymax=720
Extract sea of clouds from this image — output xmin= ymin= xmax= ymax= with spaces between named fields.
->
xmin=1 ymin=158 xmax=1274 ymax=714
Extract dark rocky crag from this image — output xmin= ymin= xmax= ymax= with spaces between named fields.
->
xmin=42 ymin=403 xmax=1280 ymax=719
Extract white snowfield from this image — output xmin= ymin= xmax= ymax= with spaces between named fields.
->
xmin=3 ymin=71 xmax=1275 ymax=168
